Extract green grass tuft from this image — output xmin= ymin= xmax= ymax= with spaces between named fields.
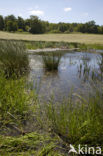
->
xmin=42 ymin=52 xmax=62 ymax=71
xmin=41 ymin=85 xmax=103 ymax=147
xmin=0 ymin=41 xmax=29 ymax=77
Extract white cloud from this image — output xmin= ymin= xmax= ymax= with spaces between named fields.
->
xmin=29 ymin=10 xmax=44 ymax=16
xmin=64 ymin=7 xmax=72 ymax=12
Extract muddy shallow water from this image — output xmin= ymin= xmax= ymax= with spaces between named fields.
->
xmin=29 ymin=50 xmax=103 ymax=101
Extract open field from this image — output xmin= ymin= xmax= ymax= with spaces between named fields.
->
xmin=0 ymin=31 xmax=103 ymax=44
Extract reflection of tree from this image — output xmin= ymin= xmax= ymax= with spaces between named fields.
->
xmin=98 ymin=53 xmax=103 ymax=79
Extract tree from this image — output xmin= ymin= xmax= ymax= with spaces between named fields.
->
xmin=29 ymin=16 xmax=45 ymax=34
xmin=0 ymin=15 xmax=4 ymax=30
xmin=13 ymin=22 xmax=18 ymax=31
xmin=58 ymin=23 xmax=68 ymax=32
xmin=98 ymin=26 xmax=103 ymax=34
xmin=5 ymin=15 xmax=16 ymax=30
xmin=17 ymin=16 xmax=25 ymax=30
xmin=5 ymin=15 xmax=16 ymax=22
xmin=7 ymin=21 xmax=17 ymax=32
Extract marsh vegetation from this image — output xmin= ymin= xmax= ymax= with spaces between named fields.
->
xmin=0 ymin=41 xmax=29 ymax=77
xmin=42 ymin=52 xmax=62 ymax=71
xmin=0 ymin=40 xmax=103 ymax=155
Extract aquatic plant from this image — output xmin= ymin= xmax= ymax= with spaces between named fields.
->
xmin=0 ymin=40 xmax=29 ymax=77
xmin=42 ymin=52 xmax=62 ymax=71
xmin=41 ymin=84 xmax=103 ymax=146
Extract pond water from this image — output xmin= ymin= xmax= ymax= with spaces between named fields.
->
xmin=29 ymin=51 xmax=103 ymax=101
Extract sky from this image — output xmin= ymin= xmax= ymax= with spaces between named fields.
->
xmin=0 ymin=0 xmax=103 ymax=25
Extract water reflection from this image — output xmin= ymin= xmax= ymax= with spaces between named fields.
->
xmin=98 ymin=53 xmax=103 ymax=79
xmin=29 ymin=51 xmax=103 ymax=101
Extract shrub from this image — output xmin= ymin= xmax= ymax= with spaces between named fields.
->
xmin=0 ymin=41 xmax=29 ymax=77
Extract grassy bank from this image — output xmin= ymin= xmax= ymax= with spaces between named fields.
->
xmin=25 ymin=41 xmax=103 ymax=50
xmin=0 ymin=72 xmax=37 ymax=135
xmin=1 ymin=39 xmax=103 ymax=51
xmin=0 ymin=73 xmax=65 ymax=156
xmin=0 ymin=132 xmax=63 ymax=156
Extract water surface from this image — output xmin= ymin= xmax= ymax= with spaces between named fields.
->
xmin=29 ymin=51 xmax=103 ymax=101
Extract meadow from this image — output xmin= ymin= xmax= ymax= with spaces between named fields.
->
xmin=0 ymin=31 xmax=103 ymax=44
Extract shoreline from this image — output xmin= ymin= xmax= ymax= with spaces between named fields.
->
xmin=27 ymin=47 xmax=80 ymax=53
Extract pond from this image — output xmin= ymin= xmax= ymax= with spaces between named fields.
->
xmin=29 ymin=51 xmax=103 ymax=101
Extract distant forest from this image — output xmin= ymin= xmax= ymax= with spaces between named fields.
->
xmin=0 ymin=14 xmax=103 ymax=34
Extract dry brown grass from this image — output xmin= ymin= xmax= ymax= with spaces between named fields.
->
xmin=0 ymin=31 xmax=103 ymax=44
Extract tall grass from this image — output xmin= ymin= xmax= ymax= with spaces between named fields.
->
xmin=0 ymin=72 xmax=36 ymax=130
xmin=42 ymin=52 xmax=61 ymax=71
xmin=41 ymin=85 xmax=103 ymax=147
xmin=0 ymin=41 xmax=29 ymax=77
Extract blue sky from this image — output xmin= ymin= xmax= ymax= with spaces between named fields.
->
xmin=0 ymin=0 xmax=103 ymax=25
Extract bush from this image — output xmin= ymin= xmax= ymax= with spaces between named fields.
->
xmin=0 ymin=41 xmax=29 ymax=77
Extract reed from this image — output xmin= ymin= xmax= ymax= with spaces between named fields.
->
xmin=42 ymin=52 xmax=61 ymax=71
xmin=42 ymin=84 xmax=103 ymax=146
xmin=0 ymin=41 xmax=29 ymax=77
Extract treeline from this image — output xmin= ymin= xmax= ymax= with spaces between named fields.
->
xmin=0 ymin=14 xmax=103 ymax=34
